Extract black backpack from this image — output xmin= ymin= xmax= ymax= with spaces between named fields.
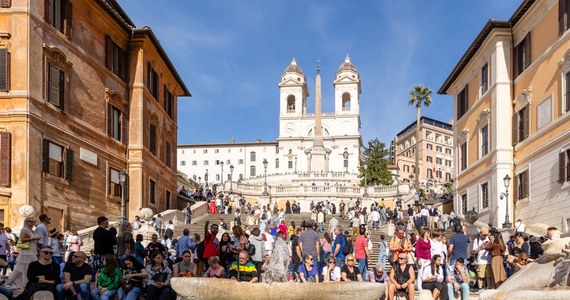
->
xmin=342 ymin=236 xmax=353 ymax=256
xmin=195 ymin=241 xmax=205 ymax=259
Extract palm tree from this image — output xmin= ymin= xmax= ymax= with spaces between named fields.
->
xmin=408 ymin=84 xmax=432 ymax=190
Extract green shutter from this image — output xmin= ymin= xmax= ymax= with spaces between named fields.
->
xmin=65 ymin=148 xmax=73 ymax=181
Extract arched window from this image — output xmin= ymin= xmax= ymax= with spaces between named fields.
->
xmin=239 ymin=174 xmax=244 ymax=180
xmin=287 ymin=95 xmax=296 ymax=112
xmin=342 ymin=92 xmax=351 ymax=111
xmin=250 ymin=151 xmax=256 ymax=162
xmin=250 ymin=166 xmax=256 ymax=177
xmin=216 ymin=174 xmax=220 ymax=181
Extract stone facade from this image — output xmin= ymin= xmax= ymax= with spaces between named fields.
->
xmin=0 ymin=0 xmax=189 ymax=231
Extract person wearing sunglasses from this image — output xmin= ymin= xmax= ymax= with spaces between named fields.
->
xmin=297 ymin=254 xmax=319 ymax=283
xmin=341 ymin=254 xmax=362 ymax=282
xmin=17 ymin=245 xmax=61 ymax=300
xmin=387 ymin=253 xmax=415 ymax=300
xmin=322 ymin=258 xmax=341 ymax=282
xmin=57 ymin=251 xmax=93 ymax=300
xmin=4 ymin=217 xmax=41 ymax=289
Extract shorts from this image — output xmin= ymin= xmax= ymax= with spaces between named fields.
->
xmin=477 ymin=263 xmax=492 ymax=279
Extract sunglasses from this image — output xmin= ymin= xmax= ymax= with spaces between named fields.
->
xmin=347 ymin=259 xmax=354 ymax=262
xmin=308 ymin=258 xmax=314 ymax=261
xmin=398 ymin=257 xmax=407 ymax=260
xmin=328 ymin=260 xmax=335 ymax=263
xmin=42 ymin=251 xmax=54 ymax=255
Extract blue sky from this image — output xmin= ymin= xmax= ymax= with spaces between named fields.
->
xmin=119 ymin=0 xmax=521 ymax=146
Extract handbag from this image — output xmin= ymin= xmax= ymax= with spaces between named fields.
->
xmin=16 ymin=240 xmax=30 ymax=250
xmin=151 ymin=272 xmax=168 ymax=284
xmin=120 ymin=276 xmax=133 ymax=292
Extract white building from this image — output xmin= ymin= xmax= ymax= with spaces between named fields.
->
xmin=178 ymin=56 xmax=363 ymax=187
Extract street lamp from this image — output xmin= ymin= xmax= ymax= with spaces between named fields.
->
xmin=230 ymin=164 xmax=234 ymax=194
xmin=393 ymin=166 xmax=400 ymax=204
xmin=363 ymin=162 xmax=369 ymax=197
xmin=118 ymin=171 xmax=128 ymax=223
xmin=263 ymin=158 xmax=269 ymax=196
xmin=221 ymin=161 xmax=224 ymax=186
xmin=501 ymin=174 xmax=512 ymax=229
xmin=205 ymin=169 xmax=209 ymax=188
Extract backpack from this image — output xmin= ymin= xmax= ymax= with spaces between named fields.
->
xmin=195 ymin=241 xmax=205 ymax=259
xmin=342 ymin=236 xmax=353 ymax=256
xmin=247 ymin=243 xmax=256 ymax=257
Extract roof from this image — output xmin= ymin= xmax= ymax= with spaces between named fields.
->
xmin=438 ymin=0 xmax=536 ymax=94
xmin=178 ymin=140 xmax=279 ymax=148
xmin=396 ymin=116 xmax=452 ymax=138
xmin=282 ymin=57 xmax=305 ymax=76
xmin=336 ymin=55 xmax=358 ymax=74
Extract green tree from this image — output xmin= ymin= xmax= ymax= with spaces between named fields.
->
xmin=360 ymin=138 xmax=393 ymax=186
xmin=408 ymin=84 xmax=432 ymax=189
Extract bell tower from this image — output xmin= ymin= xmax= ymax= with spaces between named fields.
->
xmin=278 ymin=57 xmax=308 ymax=117
xmin=333 ymin=55 xmax=361 ymax=115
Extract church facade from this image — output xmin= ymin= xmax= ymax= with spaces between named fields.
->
xmin=178 ymin=56 xmax=363 ymax=186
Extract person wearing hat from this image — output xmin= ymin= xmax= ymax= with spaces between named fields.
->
xmin=472 ymin=226 xmax=492 ymax=291
xmin=47 ymin=228 xmax=63 ymax=265
xmin=387 ymin=253 xmax=416 ymax=300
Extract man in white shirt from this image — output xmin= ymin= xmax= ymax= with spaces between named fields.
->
xmin=370 ymin=210 xmax=380 ymax=230
xmin=471 ymin=227 xmax=492 ymax=290
xmin=514 ymin=219 xmax=526 ymax=233
xmin=36 ymin=214 xmax=51 ymax=248
xmin=420 ymin=206 xmax=429 ymax=229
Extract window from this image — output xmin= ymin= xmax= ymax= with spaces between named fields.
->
xmin=108 ymin=168 xmax=121 ymax=197
xmin=105 ymin=36 xmax=127 ymax=81
xmin=461 ymin=194 xmax=467 ymax=215
xmin=445 ymin=148 xmax=452 ymax=155
xmin=435 ymin=134 xmax=441 ymax=143
xmin=426 ymin=156 xmax=433 ymax=163
xmin=481 ymin=182 xmax=489 ymax=209
xmin=215 ymin=149 xmax=219 ymax=154
xmin=514 ymin=106 xmax=529 ymax=144
xmin=149 ymin=124 xmax=157 ymax=155
xmin=0 ymin=49 xmax=11 ymax=92
xmin=180 ymin=161 xmax=186 ymax=166
xmin=147 ymin=63 xmax=159 ymax=100
xmin=239 ymin=174 xmax=243 ymax=180
xmin=250 ymin=165 xmax=256 ymax=177
xmin=436 ymin=146 xmax=442 ymax=152
xmin=460 ymin=142 xmax=467 ymax=171
xmin=288 ymin=160 xmax=293 ymax=169
xmin=227 ymin=160 xmax=231 ymax=165
xmin=559 ymin=0 xmax=570 ymax=35
xmin=203 ymin=160 xmax=208 ymax=166
xmin=480 ymin=125 xmax=489 ymax=157
xmin=164 ymin=87 xmax=173 ymax=118
xmin=537 ymin=97 xmax=552 ymax=129
xmin=203 ymin=149 xmax=207 ymax=154
xmin=287 ymin=95 xmax=296 ymax=113
xmin=445 ymin=173 xmax=452 ymax=182
xmin=42 ymin=139 xmax=73 ymax=180
xmin=108 ymin=105 xmax=122 ymax=142
xmin=445 ymin=160 xmax=452 ymax=167
xmin=275 ymin=158 xmax=279 ymax=168
xmin=149 ymin=179 xmax=156 ymax=204
xmin=425 ymin=131 xmax=432 ymax=140
xmin=228 ymin=149 xmax=231 ymax=153
xmin=559 ymin=149 xmax=570 ymax=183
xmin=427 ymin=168 xmax=433 ymax=178
xmin=515 ymin=170 xmax=529 ymax=200
xmin=165 ymin=190 xmax=171 ymax=209
xmin=0 ymin=132 xmax=10 ymax=186
xmin=514 ymin=33 xmax=531 ymax=77
xmin=215 ymin=160 xmax=220 ymax=165
xmin=46 ymin=63 xmax=65 ymax=108
xmin=0 ymin=1 xmax=11 ymax=8
xmin=165 ymin=142 xmax=171 ymax=168
xmin=436 ymin=157 xmax=442 ymax=165
xmin=436 ymin=170 xmax=442 ymax=179
xmin=275 ymin=146 xmax=279 ymax=154
xmin=44 ymin=0 xmax=72 ymax=37
xmin=457 ymin=85 xmax=469 ymax=119
xmin=216 ymin=174 xmax=220 ymax=181
xmin=426 ymin=143 xmax=433 ymax=150
xmin=238 ymin=159 xmax=244 ymax=165
xmin=566 ymin=72 xmax=570 ymax=113
xmin=191 ymin=160 xmax=197 ymax=166
xmin=403 ymin=165 xmax=410 ymax=172
xmin=481 ymin=63 xmax=489 ymax=94
xmin=250 ymin=151 xmax=256 ymax=162
xmin=344 ymin=159 xmax=348 ymax=168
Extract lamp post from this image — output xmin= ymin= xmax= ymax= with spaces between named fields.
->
xmin=263 ymin=158 xmax=269 ymax=196
xmin=501 ymin=174 xmax=512 ymax=229
xmin=221 ymin=161 xmax=224 ymax=187
xmin=392 ymin=166 xmax=400 ymax=204
xmin=205 ymin=169 xmax=209 ymax=188
xmin=119 ymin=171 xmax=127 ymax=223
xmin=363 ymin=162 xmax=369 ymax=197
xmin=230 ymin=164 xmax=234 ymax=194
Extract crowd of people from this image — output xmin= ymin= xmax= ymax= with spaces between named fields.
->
xmin=0 ymin=193 xmax=554 ymax=300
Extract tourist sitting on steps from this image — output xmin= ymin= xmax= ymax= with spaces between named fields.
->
xmin=446 ymin=257 xmax=469 ymax=300
xmin=420 ymin=254 xmax=447 ymax=300
xmin=387 ymin=253 xmax=416 ymax=300
xmin=229 ymin=251 xmax=259 ymax=283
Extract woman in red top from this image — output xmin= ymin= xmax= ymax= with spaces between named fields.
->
xmin=415 ymin=229 xmax=432 ymax=268
xmin=354 ymin=226 xmax=370 ymax=281
xmin=278 ymin=220 xmax=288 ymax=240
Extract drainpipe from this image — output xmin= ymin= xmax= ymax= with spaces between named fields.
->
xmin=508 ymin=21 xmax=517 ymax=224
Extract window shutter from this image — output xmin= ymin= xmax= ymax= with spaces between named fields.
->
xmin=0 ymin=132 xmax=11 ymax=186
xmin=107 ymin=103 xmax=112 ymax=136
xmin=58 ymin=67 xmax=65 ymax=109
xmin=0 ymin=49 xmax=9 ymax=92
xmin=122 ymin=113 xmax=128 ymax=145
xmin=524 ymin=33 xmax=531 ymax=69
xmin=523 ymin=107 xmax=529 ymax=140
xmin=48 ymin=64 xmax=60 ymax=105
xmin=64 ymin=0 xmax=72 ymax=38
xmin=524 ymin=172 xmax=529 ymax=198
xmin=105 ymin=36 xmax=112 ymax=70
xmin=119 ymin=47 xmax=127 ymax=81
xmin=42 ymin=139 xmax=49 ymax=172
xmin=44 ymin=0 xmax=50 ymax=21
xmin=513 ymin=174 xmax=518 ymax=201
xmin=512 ymin=111 xmax=519 ymax=145
xmin=65 ymin=148 xmax=73 ymax=181
xmin=560 ymin=152 xmax=567 ymax=183
xmin=0 ymin=0 xmax=11 ymax=8
xmin=560 ymin=0 xmax=567 ymax=35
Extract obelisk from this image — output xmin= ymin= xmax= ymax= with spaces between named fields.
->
xmin=307 ymin=61 xmax=329 ymax=173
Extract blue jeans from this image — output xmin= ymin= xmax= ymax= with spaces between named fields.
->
xmin=118 ymin=286 xmax=142 ymax=300
xmin=447 ymin=282 xmax=469 ymax=300
xmin=57 ymin=283 xmax=91 ymax=300
xmin=357 ymin=258 xmax=367 ymax=281
xmin=0 ymin=287 xmax=13 ymax=299
xmin=318 ymin=222 xmax=324 ymax=232
xmin=185 ymin=215 xmax=192 ymax=224
xmin=91 ymin=287 xmax=118 ymax=300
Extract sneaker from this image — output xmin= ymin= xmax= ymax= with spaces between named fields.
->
xmin=3 ymin=282 xmax=17 ymax=290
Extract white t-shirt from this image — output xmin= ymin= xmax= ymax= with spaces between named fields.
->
xmin=371 ymin=211 xmax=380 ymax=222
xmin=322 ymin=265 xmax=342 ymax=281
xmin=515 ymin=221 xmax=526 ymax=233
xmin=472 ymin=236 xmax=491 ymax=264
xmin=430 ymin=239 xmax=447 ymax=260
xmin=420 ymin=264 xmax=444 ymax=281
xmin=263 ymin=233 xmax=274 ymax=253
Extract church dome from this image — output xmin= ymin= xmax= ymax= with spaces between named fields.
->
xmin=283 ymin=57 xmax=304 ymax=75
xmin=336 ymin=55 xmax=358 ymax=74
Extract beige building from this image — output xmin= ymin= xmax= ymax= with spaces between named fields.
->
xmin=0 ymin=0 xmax=189 ymax=231
xmin=439 ymin=0 xmax=570 ymax=231
xmin=392 ymin=117 xmax=454 ymax=194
